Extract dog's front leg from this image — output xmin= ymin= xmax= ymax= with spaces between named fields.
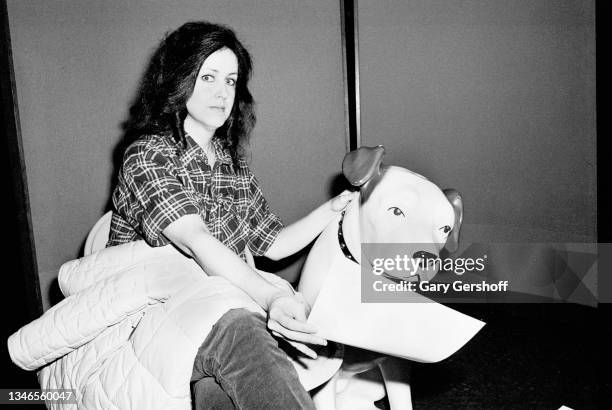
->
xmin=378 ymin=357 xmax=413 ymax=410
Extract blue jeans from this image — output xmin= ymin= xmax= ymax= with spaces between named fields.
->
xmin=190 ymin=309 xmax=316 ymax=410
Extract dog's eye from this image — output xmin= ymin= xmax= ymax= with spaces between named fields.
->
xmin=440 ymin=225 xmax=452 ymax=234
xmin=388 ymin=207 xmax=405 ymax=217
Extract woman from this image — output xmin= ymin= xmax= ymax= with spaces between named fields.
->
xmin=107 ymin=21 xmax=352 ymax=409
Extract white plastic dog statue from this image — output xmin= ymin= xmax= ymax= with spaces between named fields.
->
xmin=296 ymin=145 xmax=483 ymax=410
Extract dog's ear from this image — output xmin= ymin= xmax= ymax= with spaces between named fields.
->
xmin=443 ymin=189 xmax=463 ymax=253
xmin=342 ymin=145 xmax=385 ymax=186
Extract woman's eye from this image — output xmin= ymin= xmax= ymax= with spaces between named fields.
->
xmin=201 ymin=74 xmax=214 ymax=82
xmin=440 ymin=225 xmax=452 ymax=234
xmin=226 ymin=78 xmax=237 ymax=86
xmin=387 ymin=207 xmax=405 ymax=217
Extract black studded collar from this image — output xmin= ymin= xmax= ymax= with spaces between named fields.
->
xmin=338 ymin=210 xmax=359 ymax=264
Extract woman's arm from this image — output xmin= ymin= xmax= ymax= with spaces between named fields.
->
xmin=163 ymin=214 xmax=325 ymax=357
xmin=264 ymin=191 xmax=357 ymax=261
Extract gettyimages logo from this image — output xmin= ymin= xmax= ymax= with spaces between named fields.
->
xmin=361 ymin=243 xmax=598 ymax=305
xmin=370 ymin=254 xmax=486 ymax=276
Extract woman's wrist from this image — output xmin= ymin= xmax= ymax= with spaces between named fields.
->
xmin=264 ymin=288 xmax=294 ymax=312
xmin=314 ymin=199 xmax=339 ymax=221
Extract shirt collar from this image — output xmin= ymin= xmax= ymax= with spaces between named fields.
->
xmin=210 ymin=136 xmax=233 ymax=165
xmin=184 ymin=134 xmax=233 ymax=166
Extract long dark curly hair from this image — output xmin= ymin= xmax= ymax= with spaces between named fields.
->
xmin=123 ymin=21 xmax=256 ymax=165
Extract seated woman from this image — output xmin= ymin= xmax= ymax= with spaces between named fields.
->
xmin=106 ymin=21 xmax=353 ymax=409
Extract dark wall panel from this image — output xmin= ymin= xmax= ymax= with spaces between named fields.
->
xmin=359 ymin=0 xmax=596 ymax=242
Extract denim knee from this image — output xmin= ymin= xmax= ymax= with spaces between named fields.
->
xmin=191 ymin=308 xmax=315 ymax=409
xmin=191 ymin=309 xmax=271 ymax=381
xmin=216 ymin=309 xmax=266 ymax=334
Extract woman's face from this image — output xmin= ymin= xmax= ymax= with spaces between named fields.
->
xmin=186 ymin=47 xmax=238 ymax=133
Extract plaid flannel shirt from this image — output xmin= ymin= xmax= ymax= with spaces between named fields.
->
xmin=107 ymin=133 xmax=283 ymax=260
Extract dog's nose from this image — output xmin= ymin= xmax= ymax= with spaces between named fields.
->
xmin=413 ymin=251 xmax=438 ymax=268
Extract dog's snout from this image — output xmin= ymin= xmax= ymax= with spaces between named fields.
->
xmin=413 ymin=251 xmax=438 ymax=268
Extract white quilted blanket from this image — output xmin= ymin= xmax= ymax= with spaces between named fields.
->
xmin=8 ymin=241 xmax=270 ymax=409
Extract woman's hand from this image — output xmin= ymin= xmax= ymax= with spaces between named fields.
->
xmin=266 ymin=291 xmax=326 ymax=359
xmin=329 ymin=190 xmax=358 ymax=212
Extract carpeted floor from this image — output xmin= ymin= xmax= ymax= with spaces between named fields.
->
xmin=394 ymin=302 xmax=606 ymax=409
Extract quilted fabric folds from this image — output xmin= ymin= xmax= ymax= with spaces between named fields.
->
xmin=8 ymin=241 xmax=265 ymax=409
